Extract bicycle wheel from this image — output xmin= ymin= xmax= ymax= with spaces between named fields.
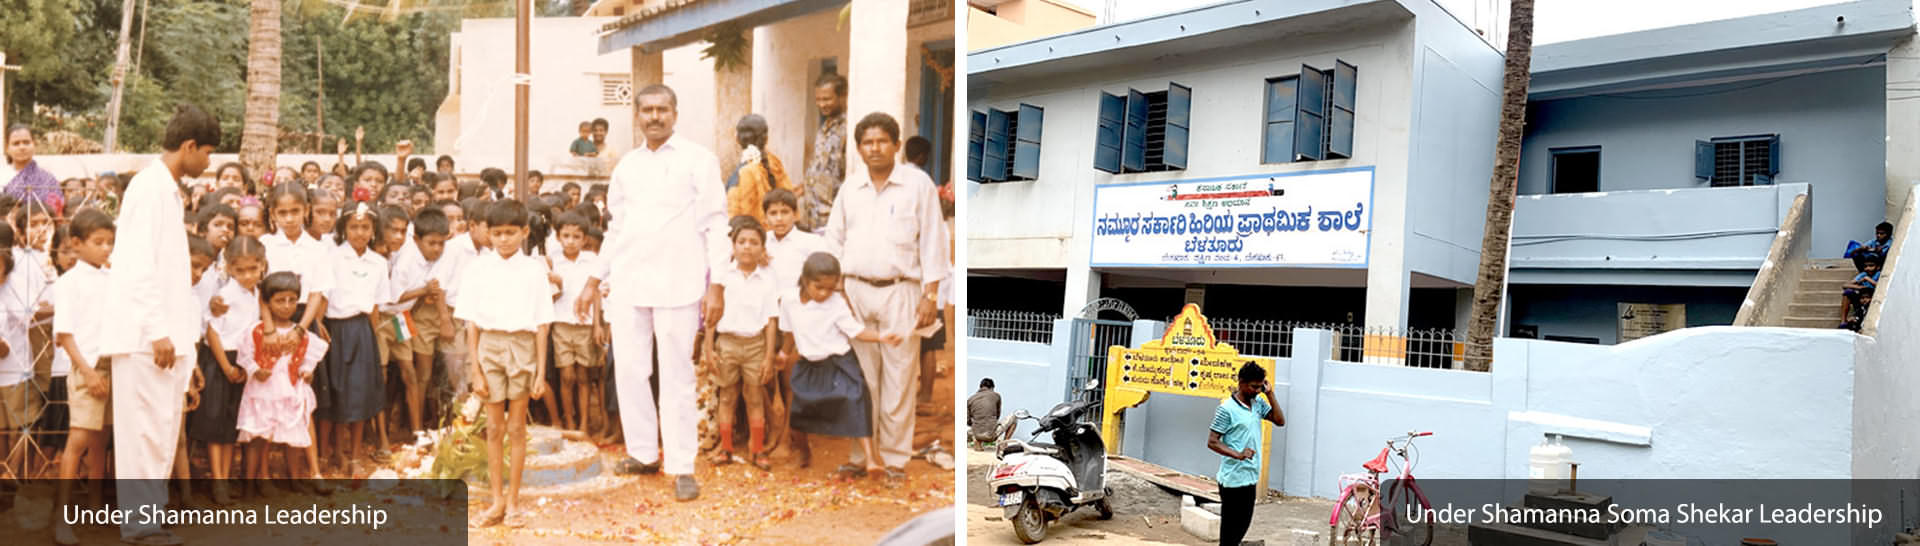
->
xmin=1327 ymin=483 xmax=1379 ymax=546
xmin=1381 ymin=478 xmax=1432 ymax=546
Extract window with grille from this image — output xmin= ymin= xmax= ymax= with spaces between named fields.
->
xmin=601 ymin=74 xmax=633 ymax=105
xmin=1089 ymin=83 xmax=1190 ymax=174
xmin=1263 ymin=60 xmax=1356 ymax=164
xmin=967 ymin=103 xmax=1043 ymax=182
xmin=1695 ymin=134 xmax=1778 ymax=186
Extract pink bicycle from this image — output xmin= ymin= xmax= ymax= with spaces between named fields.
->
xmin=1327 ymin=430 xmax=1434 ymax=546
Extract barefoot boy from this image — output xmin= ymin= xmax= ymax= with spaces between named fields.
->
xmin=51 ymin=209 xmax=113 ymax=546
xmin=456 ymin=199 xmax=553 ymax=528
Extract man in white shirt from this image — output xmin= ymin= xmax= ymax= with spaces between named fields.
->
xmin=104 ymin=104 xmax=217 ymax=546
xmin=821 ymin=112 xmax=950 ymax=480
xmin=575 ymin=84 xmax=728 ymax=501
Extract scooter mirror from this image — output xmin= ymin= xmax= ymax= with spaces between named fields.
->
xmin=1085 ymin=379 xmax=1100 ymax=391
xmin=1013 ymin=409 xmax=1031 ymax=420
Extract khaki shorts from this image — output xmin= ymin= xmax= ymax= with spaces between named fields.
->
xmin=713 ymin=333 xmax=769 ymax=388
xmin=477 ymin=330 xmax=538 ymax=404
xmin=551 ymin=323 xmax=596 ymax=368
xmin=66 ymin=361 xmax=111 ymax=430
xmin=409 ymin=304 xmax=443 ymax=355
xmin=375 ymin=313 xmax=415 ymax=369
xmin=0 ymin=379 xmax=40 ymax=429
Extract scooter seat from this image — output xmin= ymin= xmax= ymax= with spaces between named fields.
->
xmin=1361 ymin=447 xmax=1390 ymax=473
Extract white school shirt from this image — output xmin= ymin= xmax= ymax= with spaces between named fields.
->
xmin=822 ymin=165 xmax=950 ymax=290
xmin=433 ymin=232 xmax=482 ymax=310
xmin=262 ymin=231 xmax=335 ymax=300
xmin=193 ymin=267 xmax=222 ymax=335
xmin=51 ymin=261 xmax=96 ymax=378
xmin=326 ymin=243 xmax=391 ymax=318
xmin=382 ymin=241 xmax=434 ymax=314
xmin=777 ymin=291 xmax=864 ymax=362
xmin=550 ymin=250 xmax=599 ymax=326
xmin=208 ymin=281 xmax=261 ymax=351
xmin=595 ymin=134 xmax=730 ymax=309
xmin=0 ymin=266 xmax=32 ymax=386
xmin=453 ymin=250 xmax=555 ymax=333
xmin=765 ymin=228 xmax=829 ymax=299
xmin=714 ymin=263 xmax=777 ymax=336
xmin=102 ymin=160 xmax=198 ymax=358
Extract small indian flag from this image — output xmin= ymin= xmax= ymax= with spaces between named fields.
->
xmin=391 ymin=312 xmax=417 ymax=343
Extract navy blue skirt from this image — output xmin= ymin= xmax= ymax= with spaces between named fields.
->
xmin=317 ymin=316 xmax=384 ymax=423
xmin=789 ymin=351 xmax=871 ymax=438
xmin=186 ymin=345 xmax=245 ymax=443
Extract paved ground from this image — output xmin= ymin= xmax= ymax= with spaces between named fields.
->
xmin=965 ymin=448 xmax=1454 ymax=545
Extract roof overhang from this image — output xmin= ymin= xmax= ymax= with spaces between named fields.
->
xmin=968 ymin=0 xmax=1412 ymax=91
xmin=1529 ymin=0 xmax=1914 ymax=100
xmin=596 ymin=0 xmax=844 ymax=55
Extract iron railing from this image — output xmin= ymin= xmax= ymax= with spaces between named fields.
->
xmin=967 ymin=309 xmax=1061 ymax=344
xmin=1205 ymin=318 xmax=1482 ymax=370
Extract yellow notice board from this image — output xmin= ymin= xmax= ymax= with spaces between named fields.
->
xmin=1103 ymin=304 xmax=1278 ymax=494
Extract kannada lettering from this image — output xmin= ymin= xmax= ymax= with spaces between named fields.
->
xmin=1095 ymin=203 xmax=1366 ymax=242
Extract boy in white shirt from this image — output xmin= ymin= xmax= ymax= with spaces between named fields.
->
xmin=549 ymin=212 xmax=600 ymax=432
xmin=702 ymin=216 xmax=779 ymax=469
xmin=50 ymin=210 xmax=114 ymax=546
xmin=433 ymin=200 xmax=491 ymax=404
xmin=386 ymin=208 xmax=451 ymax=436
xmin=760 ymin=189 xmax=828 ymax=297
xmin=457 ymin=199 xmax=554 ymax=528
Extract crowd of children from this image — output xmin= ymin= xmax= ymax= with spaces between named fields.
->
xmin=0 ymin=140 xmax=956 ymax=534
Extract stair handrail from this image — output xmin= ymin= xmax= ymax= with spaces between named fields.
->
xmin=1861 ymin=182 xmax=1918 ymax=336
xmin=1735 ymin=193 xmax=1813 ymax=326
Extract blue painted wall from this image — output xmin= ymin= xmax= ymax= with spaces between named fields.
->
xmin=966 ymin=334 xmax=1069 ymax=440
xmin=1509 ymin=285 xmax=1749 ymax=345
xmin=1519 ymin=66 xmax=1888 ymax=258
xmin=1403 ymin=0 xmax=1505 ymax=286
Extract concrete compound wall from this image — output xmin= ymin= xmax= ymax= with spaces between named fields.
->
xmin=967 ymin=316 xmax=1890 ymax=540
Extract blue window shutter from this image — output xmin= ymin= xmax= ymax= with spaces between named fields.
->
xmin=968 ymin=110 xmax=985 ymax=181
xmin=1694 ymin=140 xmax=1713 ymax=181
xmin=1294 ymin=65 xmax=1328 ymax=161
xmin=983 ymin=109 xmax=1011 ymax=182
xmin=1162 ymin=82 xmax=1192 ymax=170
xmin=1094 ymin=92 xmax=1125 ymax=173
xmin=1263 ymin=77 xmax=1296 ymax=163
xmin=1766 ymin=134 xmax=1780 ymax=176
xmin=1012 ymin=104 xmax=1045 ymax=180
xmin=1122 ymin=89 xmax=1149 ymax=172
xmin=1328 ymin=60 xmax=1357 ymax=159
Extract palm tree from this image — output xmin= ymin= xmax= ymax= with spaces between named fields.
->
xmin=1464 ymin=0 xmax=1534 ymax=371
xmin=239 ymin=0 xmax=284 ymax=178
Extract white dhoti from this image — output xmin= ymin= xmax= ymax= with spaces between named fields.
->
xmin=846 ymin=281 xmax=923 ymax=469
xmin=111 ymin=350 xmax=193 ymax=540
xmin=608 ymin=303 xmax=700 ymax=476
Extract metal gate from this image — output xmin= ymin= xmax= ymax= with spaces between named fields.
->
xmin=1066 ymin=318 xmax=1134 ymax=426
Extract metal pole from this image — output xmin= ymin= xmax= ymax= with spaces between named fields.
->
xmin=317 ymin=42 xmax=325 ymax=152
xmin=513 ymin=0 xmax=530 ymax=201
xmin=102 ymin=0 xmax=139 ymax=153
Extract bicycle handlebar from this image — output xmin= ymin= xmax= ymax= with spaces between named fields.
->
xmin=1414 ymin=431 xmax=1433 ymax=437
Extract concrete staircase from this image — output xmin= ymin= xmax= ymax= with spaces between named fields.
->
xmin=1781 ymin=259 xmax=1858 ymax=329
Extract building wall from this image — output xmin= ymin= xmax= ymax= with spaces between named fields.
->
xmin=444 ymin=17 xmax=716 ymax=174
xmin=753 ymin=8 xmax=849 ymax=181
xmin=1403 ymin=0 xmax=1506 ymax=286
xmin=1508 ymin=285 xmax=1747 ymax=345
xmin=967 ymin=0 xmax=1096 ymax=52
xmin=1519 ymin=66 xmax=1888 ymax=258
xmin=967 ymin=17 xmax=1419 ymax=315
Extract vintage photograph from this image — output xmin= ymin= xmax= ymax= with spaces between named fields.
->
xmin=0 ymin=0 xmax=958 ymax=543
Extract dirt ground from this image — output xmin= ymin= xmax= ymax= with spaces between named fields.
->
xmin=472 ymin=349 xmax=958 ymax=544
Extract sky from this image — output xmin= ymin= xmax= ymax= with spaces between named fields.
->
xmin=1055 ymin=0 xmax=1852 ymax=44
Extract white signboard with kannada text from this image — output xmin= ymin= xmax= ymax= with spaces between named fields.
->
xmin=1090 ymin=167 xmax=1373 ymax=267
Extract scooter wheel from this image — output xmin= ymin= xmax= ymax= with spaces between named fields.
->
xmin=1012 ymin=497 xmax=1048 ymax=544
xmin=1095 ymin=498 xmax=1114 ymax=520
